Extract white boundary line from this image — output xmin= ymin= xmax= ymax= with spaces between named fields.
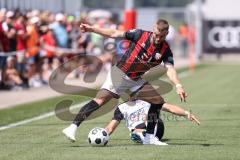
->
xmin=0 ymin=71 xmax=191 ymax=131
xmin=160 ymin=70 xmax=191 ymax=81
xmin=0 ymin=101 xmax=88 ymax=131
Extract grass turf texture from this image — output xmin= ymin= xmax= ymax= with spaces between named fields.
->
xmin=0 ymin=95 xmax=90 ymax=126
xmin=0 ymin=64 xmax=240 ymax=160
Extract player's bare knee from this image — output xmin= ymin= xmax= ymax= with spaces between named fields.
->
xmin=93 ymin=96 xmax=112 ymax=106
xmin=94 ymin=89 xmax=114 ymax=105
xmin=93 ymin=98 xmax=105 ymax=106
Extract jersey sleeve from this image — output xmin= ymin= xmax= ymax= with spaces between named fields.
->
xmin=112 ymin=107 xmax=124 ymax=122
xmin=124 ymin=29 xmax=142 ymax=42
xmin=162 ymin=47 xmax=174 ymax=66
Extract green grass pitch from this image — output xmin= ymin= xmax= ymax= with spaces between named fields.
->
xmin=0 ymin=64 xmax=240 ymax=160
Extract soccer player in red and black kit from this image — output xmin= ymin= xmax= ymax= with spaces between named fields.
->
xmin=63 ymin=19 xmax=189 ymax=145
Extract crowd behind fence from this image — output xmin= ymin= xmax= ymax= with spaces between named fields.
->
xmin=0 ymin=8 xmax=190 ymax=91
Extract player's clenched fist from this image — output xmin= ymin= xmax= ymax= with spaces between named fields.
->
xmin=80 ymin=23 xmax=93 ymax=33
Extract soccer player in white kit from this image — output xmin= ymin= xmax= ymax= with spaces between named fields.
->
xmin=105 ymin=99 xmax=200 ymax=145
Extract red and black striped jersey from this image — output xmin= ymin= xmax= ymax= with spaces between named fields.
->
xmin=116 ymin=29 xmax=174 ymax=80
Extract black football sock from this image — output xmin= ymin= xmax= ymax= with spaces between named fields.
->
xmin=146 ymin=103 xmax=162 ymax=134
xmin=73 ymin=100 xmax=100 ymax=127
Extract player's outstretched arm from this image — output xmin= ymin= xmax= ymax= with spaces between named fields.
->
xmin=162 ymin=103 xmax=200 ymax=125
xmin=80 ymin=23 xmax=125 ymax=38
xmin=165 ymin=65 xmax=187 ymax=102
xmin=105 ymin=120 xmax=120 ymax=135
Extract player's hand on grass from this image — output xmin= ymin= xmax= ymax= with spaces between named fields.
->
xmin=185 ymin=111 xmax=201 ymax=125
xmin=176 ymin=85 xmax=187 ymax=102
xmin=189 ymin=114 xmax=201 ymax=125
xmin=80 ymin=23 xmax=93 ymax=33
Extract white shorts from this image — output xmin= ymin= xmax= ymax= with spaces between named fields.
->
xmin=101 ymin=66 xmax=146 ymax=98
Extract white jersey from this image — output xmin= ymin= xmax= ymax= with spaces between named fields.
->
xmin=118 ymin=100 xmax=151 ymax=131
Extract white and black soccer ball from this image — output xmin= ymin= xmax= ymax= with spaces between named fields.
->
xmin=88 ymin=127 xmax=109 ymax=146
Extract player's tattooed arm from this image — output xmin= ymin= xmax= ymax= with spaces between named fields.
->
xmin=80 ymin=23 xmax=125 ymax=38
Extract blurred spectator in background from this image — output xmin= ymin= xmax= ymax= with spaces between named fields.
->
xmin=2 ymin=11 xmax=17 ymax=52
xmin=0 ymin=67 xmax=2 ymax=87
xmin=90 ymin=18 xmax=105 ymax=49
xmin=50 ymin=13 xmax=68 ymax=48
xmin=66 ymin=15 xmax=74 ymax=33
xmin=0 ymin=11 xmax=9 ymax=87
xmin=26 ymin=16 xmax=40 ymax=58
xmin=78 ymin=30 xmax=93 ymax=56
xmin=0 ymin=11 xmax=9 ymax=52
xmin=2 ymin=56 xmax=24 ymax=90
xmin=179 ymin=22 xmax=189 ymax=57
xmin=14 ymin=14 xmax=27 ymax=51
xmin=14 ymin=14 xmax=27 ymax=76
xmin=41 ymin=58 xmax=52 ymax=84
xmin=39 ymin=25 xmax=56 ymax=59
xmin=27 ymin=63 xmax=43 ymax=88
xmin=51 ymin=57 xmax=60 ymax=70
xmin=68 ymin=18 xmax=81 ymax=51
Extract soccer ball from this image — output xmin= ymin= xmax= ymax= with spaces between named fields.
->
xmin=88 ymin=127 xmax=109 ymax=146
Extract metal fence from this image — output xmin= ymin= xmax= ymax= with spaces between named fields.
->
xmin=0 ymin=0 xmax=82 ymax=13
xmin=0 ymin=0 xmax=198 ymax=57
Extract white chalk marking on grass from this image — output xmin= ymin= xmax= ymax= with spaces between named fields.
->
xmin=178 ymin=70 xmax=192 ymax=79
xmin=0 ymin=70 xmax=192 ymax=131
xmin=0 ymin=101 xmax=89 ymax=131
xmin=160 ymin=70 xmax=191 ymax=81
